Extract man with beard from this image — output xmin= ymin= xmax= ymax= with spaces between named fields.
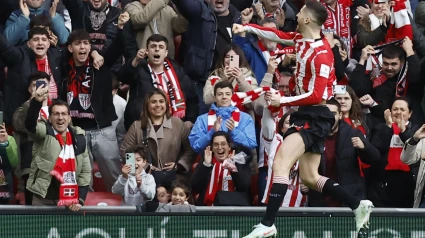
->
xmin=172 ymin=0 xmax=241 ymax=114
xmin=350 ymin=40 xmax=422 ymax=125
xmin=233 ymin=1 xmax=374 ymax=237
xmin=307 ymin=99 xmax=380 ymax=207
xmin=62 ymin=0 xmax=136 ymax=71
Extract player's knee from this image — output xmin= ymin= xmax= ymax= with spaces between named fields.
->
xmin=299 ymin=172 xmax=319 ymax=189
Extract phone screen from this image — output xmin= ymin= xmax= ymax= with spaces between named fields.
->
xmin=125 ymin=153 xmax=136 ymax=174
xmin=333 ymin=85 xmax=347 ymax=95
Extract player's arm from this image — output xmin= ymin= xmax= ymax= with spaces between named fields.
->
xmin=273 ymin=52 xmax=331 ymax=107
xmin=241 ymin=23 xmax=296 ymax=46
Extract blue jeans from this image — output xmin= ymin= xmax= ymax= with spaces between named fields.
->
xmin=86 ymin=126 xmax=121 ymax=192
xmin=194 ymin=81 xmax=209 ymax=115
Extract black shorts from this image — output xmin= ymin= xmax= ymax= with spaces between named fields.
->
xmin=282 ymin=105 xmax=335 ymax=154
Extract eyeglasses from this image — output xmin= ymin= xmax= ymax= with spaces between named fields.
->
xmin=51 ymin=112 xmax=69 ymax=117
xmin=212 ymin=142 xmax=229 ymax=149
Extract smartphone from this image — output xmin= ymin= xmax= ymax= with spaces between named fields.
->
xmin=0 ymin=111 xmax=3 ymax=126
xmin=36 ymin=81 xmax=47 ymax=89
xmin=229 ymin=55 xmax=239 ymax=68
xmin=125 ymin=153 xmax=135 ymax=174
xmin=333 ymin=85 xmax=347 ymax=95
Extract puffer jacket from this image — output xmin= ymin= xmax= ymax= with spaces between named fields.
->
xmin=24 ymin=99 xmax=91 ymax=203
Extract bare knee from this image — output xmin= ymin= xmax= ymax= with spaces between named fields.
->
xmin=299 ymin=168 xmax=320 ymax=189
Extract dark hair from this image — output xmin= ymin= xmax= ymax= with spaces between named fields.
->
xmin=259 ymin=17 xmax=277 ymax=27
xmin=112 ymin=77 xmax=120 ymax=91
xmin=48 ymin=100 xmax=70 ymax=115
xmin=215 ymin=44 xmax=251 ymax=70
xmin=30 ymin=15 xmax=52 ymax=29
xmin=140 ymin=89 xmax=171 ymax=129
xmin=171 ymin=179 xmax=192 ymax=198
xmin=382 ymin=45 xmax=405 ymax=62
xmin=146 ymin=34 xmax=168 ymax=50
xmin=28 ymin=27 xmax=49 ymax=40
xmin=124 ymin=145 xmax=147 ymax=163
xmin=393 ymin=96 xmax=412 ymax=112
xmin=333 ymin=34 xmax=347 ymax=52
xmin=305 ymin=0 xmax=328 ymax=26
xmin=344 ymin=86 xmax=364 ymax=123
xmin=28 ymin=71 xmax=50 ymax=87
xmin=277 ymin=111 xmax=293 ymax=136
xmin=210 ymin=131 xmax=233 ymax=148
xmin=67 ymin=29 xmax=91 ymax=46
xmin=326 ymin=98 xmax=342 ymax=112
xmin=213 ymin=81 xmax=234 ymax=96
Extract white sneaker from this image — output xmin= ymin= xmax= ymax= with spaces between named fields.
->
xmin=354 ymin=200 xmax=374 ymax=235
xmin=242 ymin=223 xmax=277 ymax=238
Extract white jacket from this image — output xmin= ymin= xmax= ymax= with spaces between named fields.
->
xmin=112 ymin=170 xmax=156 ymax=206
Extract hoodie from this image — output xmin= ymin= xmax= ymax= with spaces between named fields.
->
xmin=189 ymin=103 xmax=257 ymax=154
xmin=111 ymin=170 xmax=156 ymax=206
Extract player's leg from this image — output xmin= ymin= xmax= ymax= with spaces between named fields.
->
xmin=243 ymin=132 xmax=305 ymax=238
xmin=299 ymin=152 xmax=373 ymax=236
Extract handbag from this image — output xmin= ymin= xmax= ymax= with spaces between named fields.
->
xmin=142 ymin=128 xmax=178 ymax=188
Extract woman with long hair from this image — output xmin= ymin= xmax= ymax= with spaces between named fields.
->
xmin=120 ymin=89 xmax=195 ymax=186
xmin=203 ymin=44 xmax=258 ymax=107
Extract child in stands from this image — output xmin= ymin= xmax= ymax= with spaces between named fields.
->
xmin=112 ymin=146 xmax=156 ymax=206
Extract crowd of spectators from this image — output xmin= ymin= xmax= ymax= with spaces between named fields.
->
xmin=0 ymin=0 xmax=425 ymax=211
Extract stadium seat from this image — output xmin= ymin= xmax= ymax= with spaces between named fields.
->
xmin=92 ymin=162 xmax=107 ymax=192
xmin=84 ymin=192 xmax=122 ymax=206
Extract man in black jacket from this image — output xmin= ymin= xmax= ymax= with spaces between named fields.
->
xmin=62 ymin=0 xmax=137 ymax=72
xmin=117 ymin=34 xmax=198 ymax=130
xmin=0 ymin=27 xmax=64 ymax=125
xmin=60 ymin=14 xmax=128 ymax=191
xmin=309 ymin=99 xmax=381 ymax=207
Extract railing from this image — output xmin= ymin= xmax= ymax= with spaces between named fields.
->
xmin=1 ymin=206 xmax=425 ymax=237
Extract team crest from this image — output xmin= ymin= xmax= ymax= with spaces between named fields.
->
xmin=67 ymin=91 xmax=74 ymax=105
xmin=79 ymin=94 xmax=91 ymax=110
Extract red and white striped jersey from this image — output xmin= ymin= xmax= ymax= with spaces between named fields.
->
xmin=260 ymin=134 xmax=307 ymax=207
xmin=243 ymin=24 xmax=336 ymax=107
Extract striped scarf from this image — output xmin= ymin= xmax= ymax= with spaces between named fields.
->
xmin=204 ymin=157 xmax=235 ymax=206
xmin=231 ymin=86 xmax=283 ymax=116
xmin=321 ymin=1 xmax=351 ymax=56
xmin=385 ymin=0 xmax=413 ymax=42
xmin=50 ymin=129 xmax=79 ymax=206
xmin=365 ymin=39 xmax=408 ymax=97
xmin=148 ymin=59 xmax=186 ymax=118
xmin=385 ymin=122 xmax=410 ymax=172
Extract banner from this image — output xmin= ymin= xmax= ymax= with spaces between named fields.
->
xmin=2 ymin=214 xmax=425 ymax=237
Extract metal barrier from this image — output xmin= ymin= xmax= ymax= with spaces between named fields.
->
xmin=1 ymin=206 xmax=425 ymax=237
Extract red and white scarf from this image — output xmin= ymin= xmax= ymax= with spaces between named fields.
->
xmin=207 ymin=108 xmax=240 ymax=131
xmin=365 ymin=39 xmax=408 ymax=97
xmin=147 ymin=59 xmax=186 ymax=118
xmin=385 ymin=122 xmax=410 ymax=172
xmin=204 ymin=157 xmax=235 ymax=206
xmin=321 ymin=1 xmax=352 ymax=56
xmin=231 ymin=86 xmax=284 ymax=116
xmin=386 ymin=0 xmax=413 ymax=42
xmin=50 ymin=129 xmax=79 ymax=206
xmin=35 ymin=56 xmax=58 ymax=100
